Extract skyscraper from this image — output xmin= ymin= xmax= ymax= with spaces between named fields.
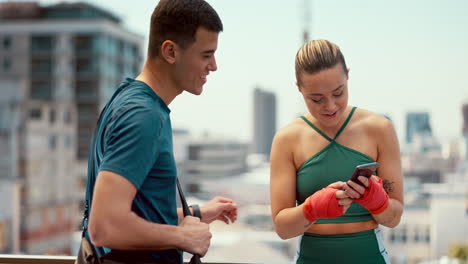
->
xmin=0 ymin=2 xmax=143 ymax=254
xmin=253 ymin=87 xmax=277 ymax=157
xmin=462 ymin=103 xmax=468 ymax=136
xmin=406 ymin=112 xmax=432 ymax=144
xmin=462 ymin=103 xmax=468 ymax=159
xmin=0 ymin=1 xmax=143 ymax=161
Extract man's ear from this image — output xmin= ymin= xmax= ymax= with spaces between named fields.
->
xmin=161 ymin=40 xmax=176 ymax=64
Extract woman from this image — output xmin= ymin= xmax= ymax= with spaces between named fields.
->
xmin=270 ymin=39 xmax=403 ymax=263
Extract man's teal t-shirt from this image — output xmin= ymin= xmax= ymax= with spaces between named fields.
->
xmin=85 ymin=78 xmax=181 ymax=263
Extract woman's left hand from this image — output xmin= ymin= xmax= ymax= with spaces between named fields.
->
xmin=200 ymin=196 xmax=238 ymax=224
xmin=344 ymin=176 xmax=389 ymax=215
xmin=328 ymin=181 xmax=353 ymax=213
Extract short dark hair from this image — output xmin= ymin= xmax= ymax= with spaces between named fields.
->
xmin=147 ymin=0 xmax=223 ymax=59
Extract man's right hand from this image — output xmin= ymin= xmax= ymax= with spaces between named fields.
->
xmin=179 ymin=216 xmax=212 ymax=257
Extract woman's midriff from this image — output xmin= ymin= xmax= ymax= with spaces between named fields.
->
xmin=305 ymin=220 xmax=378 ymax=235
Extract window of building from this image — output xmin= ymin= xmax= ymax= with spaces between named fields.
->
xmin=49 ymin=135 xmax=57 ymax=150
xmin=49 ymin=108 xmax=56 ymax=124
xmin=401 ymin=226 xmax=407 ymax=243
xmin=2 ymin=58 xmax=11 ymax=72
xmin=131 ymin=44 xmax=139 ymax=57
xmin=425 ymin=228 xmax=430 ymax=243
xmin=31 ymin=35 xmax=54 ymax=52
xmin=31 ymin=57 xmax=53 ymax=74
xmin=30 ymin=80 xmax=53 ymax=100
xmin=74 ymin=34 xmax=99 ymax=52
xmin=117 ymin=39 xmax=124 ymax=55
xmin=189 ymin=146 xmax=201 ymax=160
xmin=2 ymin=36 xmax=11 ymax=49
xmin=76 ymin=57 xmax=98 ymax=73
xmin=466 ymin=199 xmax=468 ymax=216
xmin=77 ymin=103 xmax=97 ymax=122
xmin=413 ymin=228 xmax=419 ymax=242
xmin=64 ymin=110 xmax=71 ymax=124
xmin=29 ymin=108 xmax=42 ymax=119
xmin=65 ymin=135 xmax=72 ymax=148
xmin=75 ymin=80 xmax=98 ymax=98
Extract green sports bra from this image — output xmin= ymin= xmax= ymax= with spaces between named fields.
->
xmin=296 ymin=107 xmax=375 ymax=223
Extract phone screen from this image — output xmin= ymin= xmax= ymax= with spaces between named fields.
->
xmin=349 ymin=162 xmax=379 ymax=186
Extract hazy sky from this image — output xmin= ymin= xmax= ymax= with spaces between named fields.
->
xmin=39 ymin=0 xmax=468 ymax=143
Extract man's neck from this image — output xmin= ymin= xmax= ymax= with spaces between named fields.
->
xmin=135 ymin=60 xmax=182 ymax=106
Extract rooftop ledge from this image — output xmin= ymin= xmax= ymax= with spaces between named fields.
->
xmin=0 ymin=254 xmax=262 ymax=264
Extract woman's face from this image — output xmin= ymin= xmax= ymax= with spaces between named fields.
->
xmin=298 ymin=63 xmax=349 ymax=128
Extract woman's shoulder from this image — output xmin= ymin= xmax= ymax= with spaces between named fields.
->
xmin=353 ymin=107 xmax=395 ymax=133
xmin=273 ymin=117 xmax=308 ymax=143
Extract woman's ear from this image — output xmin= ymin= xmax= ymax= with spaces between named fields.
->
xmin=161 ymin=40 xmax=176 ymax=64
xmin=296 ymin=82 xmax=302 ymax=92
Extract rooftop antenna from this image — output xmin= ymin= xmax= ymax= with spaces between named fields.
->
xmin=302 ymin=0 xmax=312 ymax=43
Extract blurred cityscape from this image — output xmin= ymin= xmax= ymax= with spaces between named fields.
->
xmin=0 ymin=2 xmax=467 ymax=264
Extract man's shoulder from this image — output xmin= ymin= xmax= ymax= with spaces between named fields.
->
xmin=110 ymin=83 xmax=164 ymax=118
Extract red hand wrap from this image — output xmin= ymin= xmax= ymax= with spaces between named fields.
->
xmin=302 ymin=186 xmax=344 ymax=222
xmin=353 ymin=177 xmax=389 ymax=215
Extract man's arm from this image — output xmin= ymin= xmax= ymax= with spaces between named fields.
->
xmin=176 ymin=196 xmax=238 ymax=224
xmin=88 ymin=170 xmax=211 ymax=256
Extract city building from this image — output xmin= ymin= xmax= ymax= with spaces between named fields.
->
xmin=184 ymin=138 xmax=249 ymax=178
xmin=462 ymin=103 xmax=468 ymax=159
xmin=0 ymin=1 xmax=143 ymax=254
xmin=406 ymin=111 xmax=433 ymax=144
xmin=0 ymin=180 xmax=18 ymax=254
xmin=0 ymin=1 xmax=143 ymax=161
xmin=173 ymin=129 xmax=249 ymax=193
xmin=252 ymin=87 xmax=276 ymax=158
xmin=404 ymin=111 xmax=441 ymax=158
xmin=382 ymin=182 xmax=468 ymax=264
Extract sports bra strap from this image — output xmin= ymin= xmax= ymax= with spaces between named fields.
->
xmin=300 ymin=107 xmax=358 ymax=142
xmin=333 ymin=107 xmax=357 ymax=140
xmin=300 ymin=116 xmax=334 ymax=142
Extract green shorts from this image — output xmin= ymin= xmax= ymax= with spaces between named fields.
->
xmin=295 ymin=229 xmax=390 ymax=264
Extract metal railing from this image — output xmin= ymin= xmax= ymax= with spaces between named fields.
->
xmin=0 ymin=255 xmax=257 ymax=264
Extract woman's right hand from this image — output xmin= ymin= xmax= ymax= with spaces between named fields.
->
xmin=302 ymin=181 xmax=352 ymax=222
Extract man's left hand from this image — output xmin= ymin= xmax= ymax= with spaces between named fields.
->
xmin=200 ymin=196 xmax=238 ymax=224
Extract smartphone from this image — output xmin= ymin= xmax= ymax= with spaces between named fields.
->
xmin=349 ymin=162 xmax=379 ymax=187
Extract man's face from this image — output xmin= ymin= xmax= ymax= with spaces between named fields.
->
xmin=174 ymin=27 xmax=219 ymax=95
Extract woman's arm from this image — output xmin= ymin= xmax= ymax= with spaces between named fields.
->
xmin=345 ymin=118 xmax=404 ymax=228
xmin=372 ymin=118 xmax=404 ymax=227
xmin=270 ymin=130 xmax=312 ymax=239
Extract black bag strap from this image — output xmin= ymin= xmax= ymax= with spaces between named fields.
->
xmin=81 ymin=81 xmax=130 ymax=237
xmin=176 ymin=179 xmax=202 ymax=264
xmin=176 ymin=179 xmax=191 ymax=217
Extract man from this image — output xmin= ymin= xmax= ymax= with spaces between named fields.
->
xmin=84 ymin=0 xmax=238 ymax=263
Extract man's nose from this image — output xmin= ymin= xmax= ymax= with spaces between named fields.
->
xmin=208 ymin=56 xmax=217 ymax=72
